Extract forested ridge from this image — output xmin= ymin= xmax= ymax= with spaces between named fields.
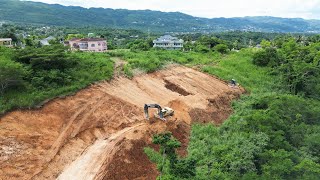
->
xmin=1 ymin=0 xmax=320 ymax=32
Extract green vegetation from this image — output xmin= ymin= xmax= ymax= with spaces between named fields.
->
xmin=1 ymin=21 xmax=319 ymax=178
xmin=252 ymin=38 xmax=320 ymax=98
xmin=1 ymin=0 xmax=320 ymax=32
xmin=145 ymin=132 xmax=196 ymax=179
xmin=192 ymin=49 xmax=320 ymax=179
xmin=107 ymin=50 xmax=221 ymax=73
xmin=136 ymin=41 xmax=320 ymax=178
xmin=0 ymin=45 xmax=113 ymax=114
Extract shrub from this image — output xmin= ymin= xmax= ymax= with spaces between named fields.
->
xmin=214 ymin=44 xmax=229 ymax=54
xmin=253 ymin=47 xmax=284 ymax=67
xmin=0 ymin=58 xmax=27 ymax=94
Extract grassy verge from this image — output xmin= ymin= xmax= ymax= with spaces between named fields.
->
xmin=107 ymin=49 xmax=221 ymax=73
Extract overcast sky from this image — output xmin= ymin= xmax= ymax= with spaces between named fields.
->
xmin=28 ymin=0 xmax=320 ymax=19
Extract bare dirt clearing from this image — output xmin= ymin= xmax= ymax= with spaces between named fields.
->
xmin=0 ymin=65 xmax=244 ymax=180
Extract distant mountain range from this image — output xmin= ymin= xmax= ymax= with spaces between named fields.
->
xmin=1 ymin=0 xmax=320 ymax=33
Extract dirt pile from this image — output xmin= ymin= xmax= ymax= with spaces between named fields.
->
xmin=0 ymin=65 xmax=244 ymax=180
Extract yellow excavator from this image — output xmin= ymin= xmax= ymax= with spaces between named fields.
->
xmin=144 ymin=104 xmax=174 ymax=121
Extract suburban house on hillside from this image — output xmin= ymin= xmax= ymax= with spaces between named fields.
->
xmin=0 ymin=38 xmax=13 ymax=47
xmin=153 ymin=35 xmax=184 ymax=50
xmin=65 ymin=38 xmax=107 ymax=52
xmin=40 ymin=36 xmax=55 ymax=46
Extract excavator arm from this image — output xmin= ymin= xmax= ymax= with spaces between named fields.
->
xmin=144 ymin=104 xmax=164 ymax=120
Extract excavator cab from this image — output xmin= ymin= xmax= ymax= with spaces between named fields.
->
xmin=144 ymin=104 xmax=174 ymax=121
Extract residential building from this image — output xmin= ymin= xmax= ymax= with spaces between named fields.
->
xmin=65 ymin=38 xmax=107 ymax=52
xmin=153 ymin=35 xmax=184 ymax=50
xmin=40 ymin=36 xmax=55 ymax=46
xmin=0 ymin=38 xmax=13 ymax=47
xmin=255 ymin=44 xmax=262 ymax=49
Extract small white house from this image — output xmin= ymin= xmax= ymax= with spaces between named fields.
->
xmin=0 ymin=38 xmax=13 ymax=47
xmin=40 ymin=36 xmax=55 ymax=46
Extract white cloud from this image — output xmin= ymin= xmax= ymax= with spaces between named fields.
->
xmin=27 ymin=0 xmax=320 ymax=19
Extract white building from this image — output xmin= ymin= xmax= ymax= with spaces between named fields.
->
xmin=0 ymin=38 xmax=13 ymax=47
xmin=153 ymin=35 xmax=184 ymax=50
xmin=40 ymin=36 xmax=55 ymax=46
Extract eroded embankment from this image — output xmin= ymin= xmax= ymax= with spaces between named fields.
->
xmin=0 ymin=65 xmax=244 ymax=180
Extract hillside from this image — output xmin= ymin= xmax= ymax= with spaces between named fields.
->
xmin=1 ymin=0 xmax=320 ymax=32
xmin=1 ymin=35 xmax=320 ymax=179
xmin=0 ymin=65 xmax=244 ymax=179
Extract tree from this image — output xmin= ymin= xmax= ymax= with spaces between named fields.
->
xmin=214 ymin=44 xmax=229 ymax=54
xmin=14 ymin=45 xmax=78 ymax=89
xmin=65 ymin=34 xmax=85 ymax=40
xmin=195 ymin=44 xmax=210 ymax=53
xmin=153 ymin=132 xmax=181 ymax=169
xmin=293 ymin=159 xmax=320 ymax=179
xmin=127 ymin=39 xmax=151 ymax=51
xmin=260 ymin=39 xmax=272 ymax=48
xmin=25 ymin=36 xmax=36 ymax=47
xmin=0 ymin=27 xmax=18 ymax=42
xmin=0 ymin=58 xmax=26 ymax=94
xmin=147 ymin=132 xmax=196 ymax=179
xmin=183 ymin=41 xmax=194 ymax=51
xmin=276 ymin=40 xmax=320 ymax=97
xmin=253 ymin=47 xmax=283 ymax=67
xmin=261 ymin=150 xmax=295 ymax=179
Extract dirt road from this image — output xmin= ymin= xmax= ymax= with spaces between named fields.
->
xmin=57 ymin=124 xmax=145 ymax=180
xmin=0 ymin=65 xmax=244 ymax=180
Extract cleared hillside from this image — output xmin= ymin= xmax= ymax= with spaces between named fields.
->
xmin=0 ymin=65 xmax=244 ymax=179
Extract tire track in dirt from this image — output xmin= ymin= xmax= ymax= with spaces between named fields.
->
xmin=57 ymin=123 xmax=145 ymax=180
xmin=45 ymin=94 xmax=109 ymax=160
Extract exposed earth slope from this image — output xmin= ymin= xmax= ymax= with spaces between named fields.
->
xmin=0 ymin=65 xmax=244 ymax=180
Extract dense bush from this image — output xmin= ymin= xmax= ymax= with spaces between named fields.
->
xmin=145 ymin=132 xmax=196 ymax=179
xmin=191 ymin=49 xmax=320 ymax=179
xmin=15 ymin=45 xmax=77 ymax=70
xmin=0 ymin=48 xmax=28 ymax=94
xmin=138 ymin=48 xmax=320 ymax=179
xmin=252 ymin=47 xmax=284 ymax=67
xmin=214 ymin=44 xmax=229 ymax=54
xmin=253 ymin=38 xmax=320 ymax=98
xmin=0 ymin=45 xmax=113 ymax=114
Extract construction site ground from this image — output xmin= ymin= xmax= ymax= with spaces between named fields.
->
xmin=0 ymin=64 xmax=244 ymax=180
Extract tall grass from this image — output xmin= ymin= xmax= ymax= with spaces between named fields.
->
xmin=107 ymin=49 xmax=221 ymax=73
xmin=202 ymin=49 xmax=282 ymax=94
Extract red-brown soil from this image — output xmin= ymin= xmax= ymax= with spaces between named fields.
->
xmin=0 ymin=65 xmax=244 ymax=180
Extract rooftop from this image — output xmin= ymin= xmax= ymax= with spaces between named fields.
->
xmin=0 ymin=38 xmax=12 ymax=41
xmin=153 ymin=35 xmax=183 ymax=43
xmin=69 ymin=38 xmax=106 ymax=42
xmin=157 ymin=35 xmax=178 ymax=41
